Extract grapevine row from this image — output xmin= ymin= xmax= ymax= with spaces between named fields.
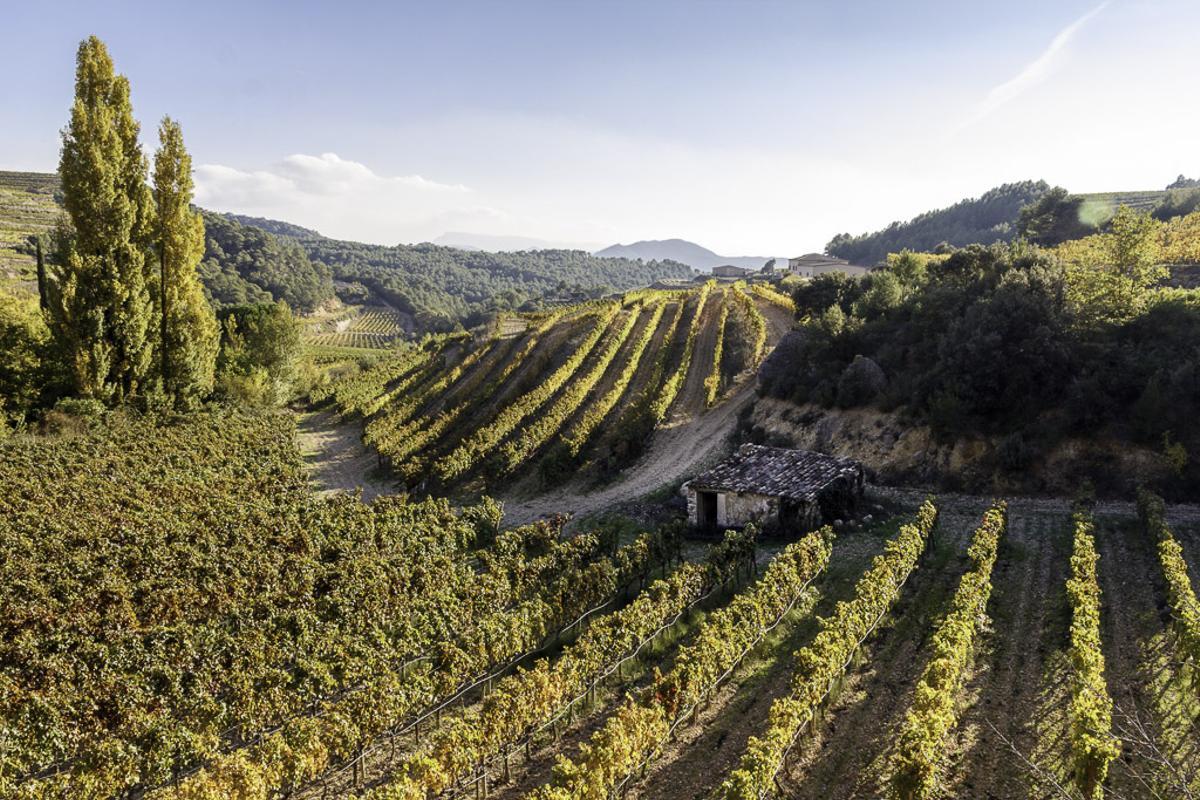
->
xmin=1 ymin=411 xmax=536 ymax=797
xmin=1066 ymin=511 xmax=1119 ymax=800
xmin=717 ymin=499 xmax=939 ymax=800
xmin=750 ymin=282 xmax=796 ymax=315
xmin=435 ymin=303 xmax=620 ymax=481
xmin=312 ymin=334 xmax=450 ymax=413
xmin=529 ymin=525 xmax=837 ymax=800
xmin=639 ymin=297 xmax=686 ymax=395
xmin=154 ymin=528 xmax=671 ymax=800
xmin=367 ymin=314 xmax=564 ymax=475
xmin=500 ymin=305 xmax=642 ymax=472
xmin=732 ymin=282 xmax=768 ymax=366
xmin=562 ymin=300 xmax=667 ymax=456
xmin=1137 ymin=490 xmax=1200 ymax=686
xmin=888 ymin=502 xmax=1006 ymax=800
xmin=704 ymin=296 xmax=730 ymax=407
xmin=365 ymin=334 xmax=499 ymax=448
xmin=650 ymin=282 xmax=713 ymax=422
xmin=363 ymin=528 xmax=756 ymax=799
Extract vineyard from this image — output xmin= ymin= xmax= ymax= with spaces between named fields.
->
xmin=304 ymin=305 xmax=413 ymax=352
xmin=310 ymin=284 xmax=783 ymax=493
xmin=1 ymin=403 xmax=1197 ymax=800
xmin=11 ymin=17 xmax=1200 ymax=800
xmin=0 ymin=170 xmax=59 ymax=284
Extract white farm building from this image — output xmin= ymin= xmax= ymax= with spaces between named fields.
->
xmin=787 ymin=253 xmax=870 ymax=279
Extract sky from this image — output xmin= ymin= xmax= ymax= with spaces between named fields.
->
xmin=3 ymin=0 xmax=1199 ymax=255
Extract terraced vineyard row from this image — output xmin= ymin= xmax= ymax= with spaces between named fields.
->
xmin=0 ymin=170 xmax=59 ymax=280
xmin=314 ymin=286 xmax=779 ymax=490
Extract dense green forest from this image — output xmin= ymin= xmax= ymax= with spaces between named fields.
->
xmin=826 ymin=179 xmax=1200 ymax=264
xmin=224 ymin=212 xmax=324 ymax=239
xmin=199 ymin=211 xmax=334 ymax=312
xmin=299 ymin=237 xmax=693 ymax=329
xmin=826 ymin=181 xmax=1051 ymax=264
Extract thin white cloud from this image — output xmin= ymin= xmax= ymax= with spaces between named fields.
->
xmin=193 ymin=153 xmax=480 ymax=243
xmin=955 ymin=2 xmax=1109 ymax=132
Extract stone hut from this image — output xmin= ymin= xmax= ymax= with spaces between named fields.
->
xmin=682 ymin=444 xmax=864 ymax=533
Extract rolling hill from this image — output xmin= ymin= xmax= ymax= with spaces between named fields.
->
xmin=0 ymin=171 xmax=694 ymax=330
xmin=826 ymin=178 xmax=1195 ymax=264
xmin=595 ymin=238 xmax=776 ymax=272
xmin=310 ymin=283 xmax=792 ymax=498
xmin=223 ymin=212 xmax=325 ymax=240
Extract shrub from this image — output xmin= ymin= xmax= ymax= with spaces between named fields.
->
xmin=836 ymin=355 xmax=886 ymax=407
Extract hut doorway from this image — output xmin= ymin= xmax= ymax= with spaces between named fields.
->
xmin=697 ymin=491 xmax=718 ymax=529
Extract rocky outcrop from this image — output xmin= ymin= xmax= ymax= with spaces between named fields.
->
xmin=747 ymin=397 xmax=1171 ymax=496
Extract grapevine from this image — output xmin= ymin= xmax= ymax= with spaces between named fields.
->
xmin=704 ymin=296 xmax=730 ymax=407
xmin=717 ymin=500 xmax=939 ymax=800
xmin=888 ymin=502 xmax=1006 ymax=800
xmin=1066 ymin=511 xmax=1120 ymax=800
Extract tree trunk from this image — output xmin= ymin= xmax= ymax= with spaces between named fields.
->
xmin=35 ymin=237 xmax=48 ymax=312
xmin=160 ymin=246 xmax=170 ymax=399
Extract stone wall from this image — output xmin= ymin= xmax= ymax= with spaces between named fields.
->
xmin=685 ymin=485 xmax=780 ymax=527
xmin=722 ymin=491 xmax=778 ymax=526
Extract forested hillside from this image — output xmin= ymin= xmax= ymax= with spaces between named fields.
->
xmin=826 ymin=181 xmax=1051 ymax=264
xmin=199 ymin=211 xmax=334 ymax=312
xmin=301 ymin=237 xmax=694 ymax=330
xmin=826 ymin=179 xmax=1199 ymax=264
xmin=762 ymin=207 xmax=1200 ymax=496
xmin=224 ymin=212 xmax=325 ymax=240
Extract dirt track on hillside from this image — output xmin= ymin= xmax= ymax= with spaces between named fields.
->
xmin=296 ymin=409 xmax=396 ymax=501
xmin=501 ymin=296 xmax=794 ymax=526
xmin=500 ymin=379 xmax=756 ymax=526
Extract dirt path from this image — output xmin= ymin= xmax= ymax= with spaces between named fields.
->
xmin=500 ymin=295 xmax=795 ymax=527
xmin=500 ymin=380 xmax=755 ymax=526
xmin=296 ymin=409 xmax=395 ymax=501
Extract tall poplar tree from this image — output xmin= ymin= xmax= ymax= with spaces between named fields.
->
xmin=51 ymin=35 xmax=156 ymax=402
xmin=153 ymin=117 xmax=218 ymax=407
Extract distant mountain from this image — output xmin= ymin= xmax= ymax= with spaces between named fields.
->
xmin=595 ymin=239 xmax=774 ymax=272
xmin=224 ymin=213 xmax=324 ymax=240
xmin=433 ymin=231 xmax=601 ymax=252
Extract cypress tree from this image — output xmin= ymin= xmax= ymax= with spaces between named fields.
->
xmin=52 ymin=35 xmax=156 ymax=402
xmin=152 ymin=117 xmax=219 ymax=407
xmin=33 ymin=236 xmax=47 ymax=312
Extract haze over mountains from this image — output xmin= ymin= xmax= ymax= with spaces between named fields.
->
xmin=594 ymin=239 xmax=778 ymax=271
xmin=432 ymin=231 xmax=605 ymax=252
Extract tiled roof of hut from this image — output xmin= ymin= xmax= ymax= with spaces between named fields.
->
xmin=687 ymin=444 xmax=861 ymax=501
